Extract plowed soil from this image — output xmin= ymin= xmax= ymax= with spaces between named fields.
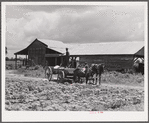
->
xmin=5 ymin=70 xmax=144 ymax=111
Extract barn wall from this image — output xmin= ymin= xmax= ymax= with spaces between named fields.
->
xmin=46 ymin=57 xmax=62 ymax=66
xmin=28 ymin=41 xmax=46 ymax=66
xmin=79 ymin=55 xmax=134 ymax=70
xmin=45 ymin=48 xmax=63 ymax=66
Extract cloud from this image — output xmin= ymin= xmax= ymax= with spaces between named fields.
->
xmin=5 ymin=5 xmax=145 ymax=57
xmin=23 ymin=12 xmax=61 ymax=40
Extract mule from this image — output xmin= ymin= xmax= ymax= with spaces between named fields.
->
xmin=91 ymin=64 xmax=104 ymax=85
xmin=73 ymin=66 xmax=94 ymax=84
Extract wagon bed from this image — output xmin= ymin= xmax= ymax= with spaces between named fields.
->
xmin=45 ymin=66 xmax=75 ymax=83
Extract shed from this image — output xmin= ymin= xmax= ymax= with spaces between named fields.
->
xmin=69 ymin=41 xmax=144 ymax=70
xmin=14 ymin=38 xmax=144 ymax=71
xmin=14 ymin=38 xmax=69 ymax=68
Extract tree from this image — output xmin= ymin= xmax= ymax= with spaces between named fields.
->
xmin=6 ymin=57 xmax=9 ymax=61
xmin=5 ymin=47 xmax=7 ymax=54
xmin=5 ymin=47 xmax=8 ymax=61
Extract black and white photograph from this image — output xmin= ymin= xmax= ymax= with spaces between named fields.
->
xmin=2 ymin=1 xmax=148 ymax=122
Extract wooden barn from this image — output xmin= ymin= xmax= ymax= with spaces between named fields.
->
xmin=14 ymin=38 xmax=144 ymax=71
xmin=14 ymin=38 xmax=67 ymax=68
xmin=70 ymin=41 xmax=144 ymax=71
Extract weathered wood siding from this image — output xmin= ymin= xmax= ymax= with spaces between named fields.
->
xmin=28 ymin=41 xmax=46 ymax=66
xmin=45 ymin=48 xmax=63 ymax=66
xmin=80 ymin=55 xmax=134 ymax=70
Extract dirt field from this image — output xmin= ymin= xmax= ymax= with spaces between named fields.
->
xmin=5 ymin=69 xmax=144 ymax=111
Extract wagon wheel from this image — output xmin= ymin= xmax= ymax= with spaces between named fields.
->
xmin=57 ymin=70 xmax=65 ymax=83
xmin=45 ymin=67 xmax=53 ymax=81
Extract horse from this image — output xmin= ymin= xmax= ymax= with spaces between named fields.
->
xmin=73 ymin=65 xmax=94 ymax=84
xmin=91 ymin=64 xmax=104 ymax=85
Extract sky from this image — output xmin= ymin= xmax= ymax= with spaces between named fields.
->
xmin=5 ymin=3 xmax=145 ymax=58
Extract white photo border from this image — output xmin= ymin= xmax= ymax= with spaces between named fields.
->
xmin=2 ymin=1 xmax=148 ymax=122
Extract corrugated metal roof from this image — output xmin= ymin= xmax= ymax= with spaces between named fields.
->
xmin=38 ymin=39 xmax=68 ymax=53
xmin=37 ymin=39 xmax=144 ymax=55
xmin=38 ymin=39 xmax=78 ymax=54
xmin=38 ymin=39 xmax=66 ymax=48
xmin=69 ymin=41 xmax=144 ymax=55
xmin=14 ymin=38 xmax=144 ymax=56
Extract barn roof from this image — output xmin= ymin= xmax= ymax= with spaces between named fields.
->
xmin=69 ymin=41 xmax=144 ymax=56
xmin=14 ymin=48 xmax=28 ymax=55
xmin=14 ymin=38 xmax=144 ymax=57
xmin=14 ymin=38 xmax=68 ymax=55
xmin=37 ymin=39 xmax=68 ymax=53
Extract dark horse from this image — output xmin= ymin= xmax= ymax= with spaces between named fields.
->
xmin=73 ymin=64 xmax=104 ymax=84
xmin=90 ymin=64 xmax=104 ymax=85
xmin=73 ymin=65 xmax=94 ymax=84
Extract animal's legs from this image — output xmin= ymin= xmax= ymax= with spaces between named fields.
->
xmin=99 ymin=74 xmax=101 ymax=85
xmin=78 ymin=76 xmax=80 ymax=83
xmin=86 ymin=76 xmax=88 ymax=84
xmin=94 ymin=74 xmax=97 ymax=85
xmin=92 ymin=77 xmax=94 ymax=85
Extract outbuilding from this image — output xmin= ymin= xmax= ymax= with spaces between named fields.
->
xmin=14 ymin=38 xmax=67 ymax=68
xmin=14 ymin=38 xmax=144 ymax=71
xmin=70 ymin=41 xmax=144 ymax=71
